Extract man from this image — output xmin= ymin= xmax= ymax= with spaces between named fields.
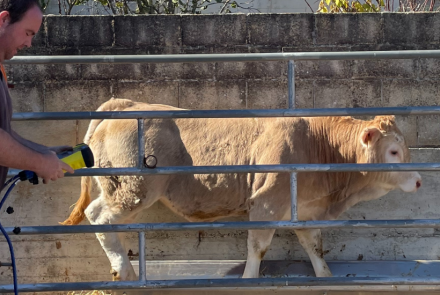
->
xmin=0 ymin=0 xmax=74 ymax=185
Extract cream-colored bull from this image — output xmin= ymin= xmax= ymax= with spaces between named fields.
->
xmin=62 ymin=98 xmax=421 ymax=286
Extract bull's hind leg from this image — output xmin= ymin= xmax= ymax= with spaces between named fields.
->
xmin=294 ymin=229 xmax=332 ymax=277
xmin=87 ymin=175 xmax=165 ymax=283
xmin=85 ymin=196 xmax=139 ymax=282
xmin=85 ymin=190 xmax=162 ymax=295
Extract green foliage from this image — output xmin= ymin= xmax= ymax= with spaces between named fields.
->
xmin=317 ymin=0 xmax=439 ymax=13
xmin=39 ymin=0 xmax=50 ymax=11
xmin=55 ymin=0 xmax=255 ymax=15
xmin=317 ymin=0 xmax=384 ymax=13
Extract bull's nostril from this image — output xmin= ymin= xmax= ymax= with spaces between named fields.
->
xmin=416 ymin=181 xmax=421 ymax=188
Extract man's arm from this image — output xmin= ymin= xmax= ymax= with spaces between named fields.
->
xmin=11 ymin=131 xmax=73 ymax=155
xmin=0 ymin=129 xmax=74 ymax=182
xmin=11 ymin=130 xmax=50 ymax=154
xmin=1 ymin=128 xmax=51 ymax=171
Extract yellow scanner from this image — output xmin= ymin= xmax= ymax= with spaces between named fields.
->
xmin=58 ymin=143 xmax=94 ymax=171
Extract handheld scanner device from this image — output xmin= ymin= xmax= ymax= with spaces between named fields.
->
xmin=18 ymin=144 xmax=94 ymax=185
xmin=58 ymin=143 xmax=94 ymax=170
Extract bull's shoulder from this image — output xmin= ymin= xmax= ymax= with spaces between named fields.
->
xmin=265 ymin=117 xmax=309 ymax=136
xmin=306 ymin=116 xmax=355 ymax=126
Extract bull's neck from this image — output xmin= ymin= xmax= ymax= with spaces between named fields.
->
xmin=309 ymin=117 xmax=368 ymax=164
xmin=305 ymin=117 xmax=374 ymax=202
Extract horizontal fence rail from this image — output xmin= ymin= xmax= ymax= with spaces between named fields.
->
xmin=7 ymin=163 xmax=440 ymax=178
xmin=11 ymin=106 xmax=440 ymax=121
xmin=2 ymin=277 xmax=440 ymax=293
xmin=6 ymin=50 xmax=440 ymax=64
xmin=5 ymin=219 xmax=440 ymax=235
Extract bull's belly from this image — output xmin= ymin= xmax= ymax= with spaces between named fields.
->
xmin=160 ymin=174 xmax=250 ymax=222
xmin=160 ymin=197 xmax=248 ymax=222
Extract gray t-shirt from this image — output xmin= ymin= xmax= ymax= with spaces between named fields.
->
xmin=0 ymin=73 xmax=12 ymax=185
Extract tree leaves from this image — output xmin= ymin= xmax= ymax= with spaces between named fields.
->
xmin=56 ymin=0 xmax=255 ymax=15
xmin=317 ymin=0 xmax=384 ymax=13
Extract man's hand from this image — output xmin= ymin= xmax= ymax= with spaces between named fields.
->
xmin=34 ymin=152 xmax=75 ymax=184
xmin=48 ymin=145 xmax=73 ymax=155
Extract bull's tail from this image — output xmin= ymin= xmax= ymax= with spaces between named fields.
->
xmin=60 ymin=176 xmax=92 ymax=225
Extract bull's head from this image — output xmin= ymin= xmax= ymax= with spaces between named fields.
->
xmin=359 ymin=115 xmax=421 ymax=193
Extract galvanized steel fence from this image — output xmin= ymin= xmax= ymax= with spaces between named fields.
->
xmin=2 ymin=50 xmax=440 ymax=292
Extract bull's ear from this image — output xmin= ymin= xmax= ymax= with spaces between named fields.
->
xmin=374 ymin=115 xmax=396 ymax=131
xmin=374 ymin=115 xmax=395 ymax=122
xmin=361 ymin=127 xmax=382 ymax=147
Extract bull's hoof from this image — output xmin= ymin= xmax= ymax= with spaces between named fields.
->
xmin=111 ymin=269 xmax=121 ymax=281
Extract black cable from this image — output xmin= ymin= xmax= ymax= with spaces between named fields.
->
xmin=0 ymin=177 xmax=21 ymax=295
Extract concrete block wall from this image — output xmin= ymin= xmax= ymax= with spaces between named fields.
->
xmin=1 ymin=13 xmax=440 ymax=292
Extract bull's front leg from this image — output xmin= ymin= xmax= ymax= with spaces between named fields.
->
xmin=242 ymin=229 xmax=276 ymax=278
xmin=294 ymin=229 xmax=332 ymax=277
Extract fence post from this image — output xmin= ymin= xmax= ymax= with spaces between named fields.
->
xmin=288 ymin=60 xmax=295 ymax=109
xmin=137 ymin=119 xmax=145 ymax=169
xmin=138 ymin=231 xmax=146 ymax=281
xmin=288 ymin=60 xmax=298 ymax=222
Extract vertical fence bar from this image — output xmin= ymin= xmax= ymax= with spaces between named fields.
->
xmin=288 ymin=60 xmax=295 ymax=109
xmin=137 ymin=119 xmax=145 ymax=169
xmin=138 ymin=119 xmax=146 ymax=280
xmin=288 ymin=60 xmax=298 ymax=222
xmin=290 ymin=172 xmax=298 ymax=222
xmin=138 ymin=231 xmax=146 ymax=281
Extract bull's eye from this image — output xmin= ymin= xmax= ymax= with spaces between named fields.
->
xmin=391 ymin=151 xmax=398 ymax=156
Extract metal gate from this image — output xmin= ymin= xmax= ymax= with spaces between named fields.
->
xmin=2 ymin=50 xmax=440 ymax=293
